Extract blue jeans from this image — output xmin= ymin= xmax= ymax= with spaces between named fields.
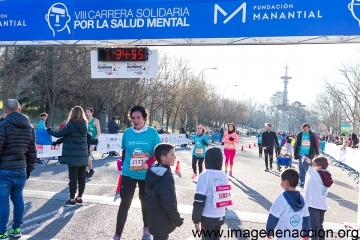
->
xmin=299 ymin=154 xmax=312 ymax=183
xmin=0 ymin=169 xmax=26 ymax=233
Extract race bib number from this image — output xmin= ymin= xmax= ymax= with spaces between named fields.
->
xmin=226 ymin=143 xmax=235 ymax=149
xmin=130 ymin=153 xmax=148 ymax=170
xmin=213 ymin=185 xmax=233 ymax=208
xmin=195 ymin=148 xmax=204 ymax=155
xmin=302 ymin=140 xmax=310 ymax=147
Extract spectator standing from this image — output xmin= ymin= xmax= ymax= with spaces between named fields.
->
xmin=108 ymin=117 xmax=121 ymax=156
xmin=48 ymin=106 xmax=89 ymax=206
xmin=341 ymin=134 xmax=348 ymax=150
xmin=351 ymin=133 xmax=359 ymax=148
xmin=348 ymin=134 xmax=353 ymax=147
xmin=158 ymin=127 xmax=165 ymax=134
xmin=0 ymin=99 xmax=37 ymax=239
xmin=36 ymin=113 xmax=48 ymax=165
xmin=37 ymin=113 xmax=47 ymax=130
xmin=108 ymin=117 xmax=121 ymax=134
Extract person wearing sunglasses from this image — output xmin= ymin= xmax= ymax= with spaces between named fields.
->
xmin=191 ymin=125 xmax=209 ymax=179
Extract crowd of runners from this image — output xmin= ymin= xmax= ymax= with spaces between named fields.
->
xmin=0 ymin=100 xmax=347 ymax=240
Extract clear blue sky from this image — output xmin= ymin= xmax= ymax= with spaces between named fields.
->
xmin=161 ymin=44 xmax=360 ymax=106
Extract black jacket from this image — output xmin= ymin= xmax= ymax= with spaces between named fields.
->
xmin=108 ymin=119 xmax=121 ymax=134
xmin=294 ymin=131 xmax=319 ymax=159
xmin=48 ymin=122 xmax=88 ymax=167
xmin=0 ymin=112 xmax=37 ymax=172
xmin=261 ymin=130 xmax=279 ymax=148
xmin=145 ymin=164 xmax=183 ymax=236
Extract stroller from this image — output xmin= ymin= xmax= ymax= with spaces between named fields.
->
xmin=276 ymin=154 xmax=292 ymax=172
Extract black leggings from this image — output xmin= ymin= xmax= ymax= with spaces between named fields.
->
xmin=116 ymin=176 xmax=147 ymax=235
xmin=275 ymin=147 xmax=281 ymax=156
xmin=264 ymin=147 xmax=274 ymax=168
xmin=68 ymin=166 xmax=87 ymax=199
xmin=201 ymin=223 xmax=221 ymax=240
xmin=192 ymin=155 xmax=204 ymax=174
xmin=258 ymin=144 xmax=262 ymax=156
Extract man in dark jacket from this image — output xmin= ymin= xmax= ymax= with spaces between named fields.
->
xmin=0 ymin=99 xmax=36 ymax=239
xmin=108 ymin=116 xmax=121 ymax=134
xmin=261 ymin=123 xmax=279 ymax=172
xmin=145 ymin=144 xmax=183 ymax=239
xmin=108 ymin=117 xmax=121 ymax=156
xmin=294 ymin=123 xmax=319 ymax=186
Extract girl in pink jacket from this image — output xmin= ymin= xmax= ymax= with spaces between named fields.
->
xmin=221 ymin=123 xmax=240 ymax=176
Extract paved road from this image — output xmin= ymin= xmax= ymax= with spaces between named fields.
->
xmin=6 ymin=136 xmax=359 ymax=239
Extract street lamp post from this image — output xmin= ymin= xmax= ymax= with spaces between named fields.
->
xmin=221 ymin=84 xmax=238 ymax=128
xmin=195 ymin=67 xmax=217 ymax=126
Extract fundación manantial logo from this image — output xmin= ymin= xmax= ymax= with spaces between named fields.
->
xmin=45 ymin=3 xmax=71 ymax=36
xmin=349 ymin=0 xmax=360 ymax=26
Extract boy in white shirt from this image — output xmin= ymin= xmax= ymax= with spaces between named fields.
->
xmin=266 ymin=169 xmax=310 ymax=240
xmin=302 ymin=156 xmax=333 ymax=240
xmin=192 ymin=147 xmax=229 ymax=240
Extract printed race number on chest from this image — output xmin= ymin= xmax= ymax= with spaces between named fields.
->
xmin=195 ymin=148 xmax=204 ymax=155
xmin=130 ymin=153 xmax=148 ymax=170
xmin=213 ymin=184 xmax=233 ymax=208
xmin=226 ymin=143 xmax=235 ymax=149
xmin=302 ymin=140 xmax=310 ymax=147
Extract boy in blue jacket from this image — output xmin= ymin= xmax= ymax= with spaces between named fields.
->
xmin=145 ymin=143 xmax=183 ymax=240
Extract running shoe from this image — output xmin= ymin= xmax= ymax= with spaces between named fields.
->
xmin=0 ymin=232 xmax=8 ymax=240
xmin=270 ymin=165 xmax=273 ymax=171
xmin=229 ymin=171 xmax=233 ymax=177
xmin=264 ymin=168 xmax=269 ymax=172
xmin=87 ymin=169 xmax=94 ymax=178
xmin=142 ymin=227 xmax=151 ymax=240
xmin=191 ymin=173 xmax=197 ymax=179
xmin=9 ymin=228 xmax=21 ymax=238
xmin=111 ymin=234 xmax=120 ymax=240
xmin=75 ymin=198 xmax=83 ymax=206
xmin=64 ymin=199 xmax=76 ymax=207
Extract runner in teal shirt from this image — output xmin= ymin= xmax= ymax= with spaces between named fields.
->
xmin=256 ymin=129 xmax=263 ymax=157
xmin=121 ymin=126 xmax=161 ymax=180
xmin=114 ymin=106 xmax=161 ymax=240
xmin=191 ymin=124 xmax=209 ymax=179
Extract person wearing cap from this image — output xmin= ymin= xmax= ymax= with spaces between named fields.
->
xmin=191 ymin=125 xmax=209 ymax=179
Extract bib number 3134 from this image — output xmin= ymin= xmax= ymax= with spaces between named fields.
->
xmin=130 ymin=153 xmax=148 ymax=170
xmin=213 ymin=184 xmax=233 ymax=208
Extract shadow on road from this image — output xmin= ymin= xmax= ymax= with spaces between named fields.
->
xmin=229 ymin=177 xmax=273 ymax=212
xmin=327 ymin=192 xmax=358 ymax=211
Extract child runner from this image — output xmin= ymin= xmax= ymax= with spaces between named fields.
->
xmin=221 ymin=123 xmax=240 ymax=176
xmin=302 ymin=156 xmax=333 ymax=240
xmin=192 ymin=147 xmax=229 ymax=240
xmin=191 ymin=124 xmax=209 ymax=179
xmin=256 ymin=129 xmax=263 ymax=157
xmin=266 ymin=169 xmax=310 ymax=240
xmin=145 ymin=143 xmax=184 ymax=240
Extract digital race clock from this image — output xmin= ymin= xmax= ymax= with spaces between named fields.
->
xmin=98 ymin=48 xmax=149 ymax=61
